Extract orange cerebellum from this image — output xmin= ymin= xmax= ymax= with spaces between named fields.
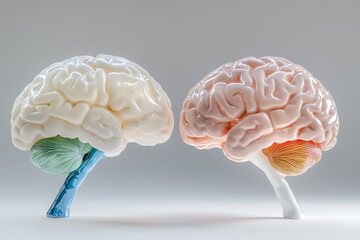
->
xmin=262 ymin=140 xmax=322 ymax=176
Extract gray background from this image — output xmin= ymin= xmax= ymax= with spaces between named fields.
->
xmin=0 ymin=1 xmax=359 ymax=237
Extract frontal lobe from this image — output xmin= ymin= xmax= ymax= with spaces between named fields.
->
xmin=180 ymin=56 xmax=339 ymax=161
xmin=11 ymin=55 xmax=174 ymax=157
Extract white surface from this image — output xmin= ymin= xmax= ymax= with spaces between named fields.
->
xmin=0 ymin=200 xmax=359 ymax=240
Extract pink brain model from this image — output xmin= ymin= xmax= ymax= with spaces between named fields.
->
xmin=181 ymin=56 xmax=338 ymax=160
xmin=180 ymin=56 xmax=339 ymax=219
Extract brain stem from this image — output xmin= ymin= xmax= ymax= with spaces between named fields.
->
xmin=46 ymin=148 xmax=104 ymax=218
xmin=248 ymin=151 xmax=303 ymax=219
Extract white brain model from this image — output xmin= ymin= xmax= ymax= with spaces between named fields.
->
xmin=180 ymin=56 xmax=339 ymax=161
xmin=11 ymin=55 xmax=174 ymax=156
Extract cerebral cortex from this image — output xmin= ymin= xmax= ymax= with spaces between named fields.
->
xmin=11 ymin=55 xmax=174 ymax=157
xmin=180 ymin=56 xmax=339 ymax=161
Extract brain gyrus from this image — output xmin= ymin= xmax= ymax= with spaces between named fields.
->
xmin=180 ymin=56 xmax=339 ymax=162
xmin=11 ymin=55 xmax=174 ymax=157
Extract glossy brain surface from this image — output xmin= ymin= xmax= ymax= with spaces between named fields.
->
xmin=11 ymin=55 xmax=174 ymax=157
xmin=180 ymin=56 xmax=339 ymax=162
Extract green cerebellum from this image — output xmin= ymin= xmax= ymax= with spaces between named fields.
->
xmin=30 ymin=136 xmax=93 ymax=175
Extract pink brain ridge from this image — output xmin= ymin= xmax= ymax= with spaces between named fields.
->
xmin=180 ymin=56 xmax=339 ymax=162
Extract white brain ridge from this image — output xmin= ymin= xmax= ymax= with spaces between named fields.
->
xmin=11 ymin=54 xmax=174 ymax=157
xmin=180 ymin=56 xmax=339 ymax=161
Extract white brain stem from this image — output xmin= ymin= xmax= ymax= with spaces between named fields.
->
xmin=11 ymin=54 xmax=174 ymax=157
xmin=180 ymin=56 xmax=339 ymax=161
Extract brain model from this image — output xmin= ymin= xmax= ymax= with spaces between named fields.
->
xmin=12 ymin=54 xmax=173 ymax=157
xmin=180 ymin=56 xmax=339 ymax=219
xmin=11 ymin=55 xmax=174 ymax=218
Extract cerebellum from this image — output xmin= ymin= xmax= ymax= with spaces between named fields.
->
xmin=30 ymin=136 xmax=92 ymax=175
xmin=262 ymin=140 xmax=322 ymax=176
